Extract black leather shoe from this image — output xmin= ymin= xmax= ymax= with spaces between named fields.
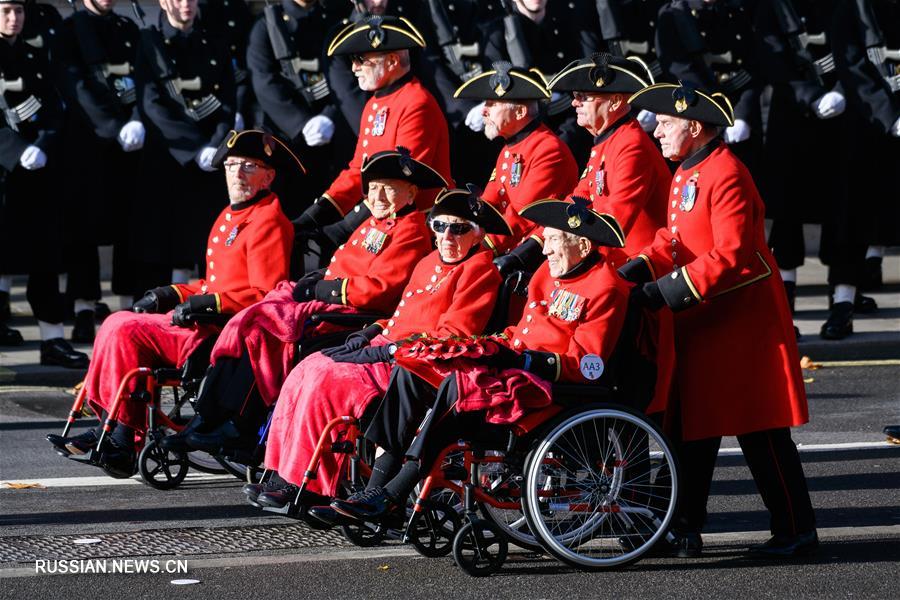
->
xmin=40 ymin=338 xmax=90 ymax=369
xmin=652 ymin=531 xmax=703 ymax=558
xmin=160 ymin=415 xmax=205 ymax=452
xmin=330 ymin=486 xmax=401 ymax=521
xmin=99 ymin=444 xmax=136 ymax=478
xmin=747 ymin=530 xmax=819 ymax=558
xmin=0 ymin=323 xmax=24 ymax=346
xmin=884 ymin=425 xmax=900 ymax=444
xmin=861 ymin=257 xmax=883 ymax=291
xmin=71 ymin=310 xmax=96 ymax=343
xmin=820 ymin=302 xmax=853 ymax=340
xmin=854 ymin=293 xmax=877 ymax=314
xmin=48 ymin=430 xmax=99 ymax=456
xmin=187 ymin=420 xmax=242 ymax=452
xmin=243 ymin=474 xmax=289 ymax=504
xmin=306 ymin=505 xmax=353 ymax=528
xmin=257 ymin=484 xmax=300 ymax=508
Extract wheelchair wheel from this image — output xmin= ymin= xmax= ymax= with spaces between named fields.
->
xmin=407 ymin=500 xmax=461 ymax=558
xmin=476 ymin=451 xmax=541 ymax=552
xmin=138 ymin=438 xmax=190 ymax=490
xmin=522 ymin=404 xmax=678 ymax=570
xmin=186 ymin=451 xmax=228 ymax=475
xmin=341 ymin=521 xmax=388 ymax=547
xmin=214 ymin=455 xmax=265 ymax=483
xmin=452 ymin=521 xmax=508 ymax=577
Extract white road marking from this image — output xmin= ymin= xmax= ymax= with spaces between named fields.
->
xmin=1 ymin=472 xmax=235 ymax=489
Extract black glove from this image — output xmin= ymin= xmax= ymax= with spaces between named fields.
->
xmin=132 ymin=286 xmax=181 ymax=314
xmin=480 ymin=343 xmax=525 ymax=370
xmin=321 ymin=324 xmax=382 ymax=357
xmin=493 ymin=252 xmax=525 ymax=278
xmin=292 ymin=271 xmax=326 ymax=302
xmin=617 ymin=258 xmax=653 ymax=284
xmin=294 ymin=197 xmax=342 ymax=231
xmin=327 ymin=344 xmax=393 ymax=364
xmin=629 ymin=281 xmax=666 ymax=311
xmin=171 ymin=295 xmax=218 ymax=328
xmin=493 ymin=238 xmax=544 ymax=277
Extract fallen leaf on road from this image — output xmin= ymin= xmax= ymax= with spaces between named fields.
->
xmin=2 ymin=482 xmax=44 ymax=489
xmin=803 ymin=377 xmax=815 ymax=384
xmin=800 ymin=356 xmax=821 ymax=370
xmin=377 ymin=565 xmax=390 ymax=571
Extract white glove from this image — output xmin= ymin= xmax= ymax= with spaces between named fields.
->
xmin=19 ymin=145 xmax=47 ymax=170
xmin=891 ymin=116 xmax=900 ymax=138
xmin=813 ymin=91 xmax=846 ymax=119
xmin=117 ymin=120 xmax=145 ymax=152
xmin=302 ymin=114 xmax=335 ymax=147
xmin=195 ymin=146 xmax=218 ymax=172
xmin=465 ymin=101 xmax=486 ymax=132
xmin=234 ymin=112 xmax=245 ymax=131
xmin=636 ymin=109 xmax=657 ymax=132
xmin=724 ymin=119 xmax=751 ymax=144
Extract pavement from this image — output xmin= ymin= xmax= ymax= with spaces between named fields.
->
xmin=1 ymin=243 xmax=898 ymax=386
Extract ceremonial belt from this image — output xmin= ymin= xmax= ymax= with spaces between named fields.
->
xmin=286 ymin=57 xmax=331 ymax=105
xmin=4 ymin=95 xmax=42 ymax=129
xmin=717 ymin=68 xmax=752 ymax=93
xmin=867 ymin=46 xmax=900 ymax=93
xmin=24 ymin=34 xmax=44 ymax=48
xmin=103 ymin=62 xmax=137 ymax=106
xmin=183 ymin=94 xmax=223 ymax=121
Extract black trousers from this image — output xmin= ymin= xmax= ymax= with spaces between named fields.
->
xmin=365 ymin=367 xmax=507 ymax=474
xmin=23 ymin=271 xmax=65 ymax=325
xmin=193 ymin=352 xmax=267 ymax=437
xmin=768 ymin=220 xmax=867 ymax=288
xmin=65 ymin=240 xmax=137 ymax=302
xmin=670 ymin=426 xmax=816 ymax=537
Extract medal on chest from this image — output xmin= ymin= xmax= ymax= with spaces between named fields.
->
xmin=680 ymin=171 xmax=699 ymax=212
xmin=372 ymin=107 xmax=389 ymax=136
xmin=595 ymin=157 xmax=606 ymax=195
xmin=225 ymin=222 xmax=247 ymax=247
xmin=547 ymin=287 xmax=586 ymax=322
xmin=510 ymin=154 xmax=523 ymax=187
xmin=361 ymin=227 xmax=389 ymax=254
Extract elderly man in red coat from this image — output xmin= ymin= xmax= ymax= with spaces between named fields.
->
xmin=296 ymin=15 xmax=453 ymax=272
xmin=312 ymin=200 xmax=648 ymax=526
xmin=620 ymin=82 xmax=816 ymax=559
xmin=46 ymin=130 xmax=299 ymax=475
xmin=242 ymin=189 xmax=512 ymax=513
xmin=548 ymin=53 xmax=671 ymax=257
xmin=158 ymin=149 xmax=448 ymax=454
xmin=452 ymin=62 xmax=578 ymax=275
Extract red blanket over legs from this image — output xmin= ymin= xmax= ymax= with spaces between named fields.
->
xmin=84 ymin=312 xmax=216 ymax=432
xmin=264 ymin=337 xmax=394 ymax=495
xmin=209 ymin=281 xmax=359 ymax=406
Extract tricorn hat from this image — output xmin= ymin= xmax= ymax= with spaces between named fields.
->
xmin=360 ymin=146 xmax=449 ymax=190
xmin=520 ymin=197 xmax=625 ymax=248
xmin=213 ymin=130 xmax=306 ymax=174
xmin=430 ymin=185 xmax=512 ymax=236
xmin=454 ymin=61 xmax=550 ymax=101
xmin=327 ymin=15 xmax=426 ymax=57
xmin=548 ymin=53 xmax=653 ymax=95
xmin=628 ymin=82 xmax=734 ymax=126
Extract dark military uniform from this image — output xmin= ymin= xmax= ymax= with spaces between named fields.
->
xmin=0 ymin=27 xmax=66 ymax=324
xmin=198 ymin=0 xmax=255 ymax=124
xmin=247 ymin=0 xmax=350 ymax=208
xmin=56 ymin=6 xmax=141 ymax=302
xmin=22 ymin=0 xmax=61 ymax=52
xmin=131 ymin=14 xmax=236 ymax=293
xmin=596 ymin=0 xmax=666 ymax=78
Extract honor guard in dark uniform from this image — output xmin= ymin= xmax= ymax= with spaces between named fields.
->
xmin=55 ymin=0 xmax=142 ymax=343
xmin=0 ymin=0 xmax=90 ymax=367
xmin=819 ymin=0 xmax=900 ymax=339
xmin=198 ymin=0 xmax=254 ymax=127
xmin=654 ymin=0 xmax=764 ymax=171
xmin=21 ymin=0 xmax=61 ymax=51
xmin=247 ymin=0 xmax=351 ymax=206
xmin=130 ymin=0 xmax=236 ymax=294
xmin=480 ymin=0 xmax=603 ymax=163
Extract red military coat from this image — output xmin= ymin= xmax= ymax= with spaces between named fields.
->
xmin=501 ymin=254 xmax=630 ymax=383
xmin=377 ymin=248 xmax=503 ymax=341
xmin=324 ymin=207 xmax=432 ymax=313
xmin=568 ymin=117 xmax=670 ymax=257
xmin=482 ymin=122 xmax=578 ymax=254
xmin=635 ymin=141 xmax=807 ymax=441
xmin=322 ymin=74 xmax=452 ymax=214
xmin=171 ymin=193 xmax=293 ymax=313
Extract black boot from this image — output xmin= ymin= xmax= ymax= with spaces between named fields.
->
xmin=1 ymin=323 xmax=24 ymax=346
xmin=71 ymin=310 xmax=96 ymax=343
xmin=160 ymin=414 xmax=206 ymax=452
xmin=40 ymin=338 xmax=90 ymax=369
xmin=187 ymin=420 xmax=243 ymax=453
xmin=747 ymin=530 xmax=819 ymax=558
xmin=820 ymin=302 xmax=853 ymax=340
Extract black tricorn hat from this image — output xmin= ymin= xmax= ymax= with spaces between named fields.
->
xmin=628 ymin=82 xmax=734 ymax=126
xmin=430 ymin=185 xmax=512 ymax=236
xmin=360 ymin=146 xmax=449 ymax=190
xmin=327 ymin=15 xmax=426 ymax=56
xmin=213 ymin=129 xmax=306 ymax=174
xmin=548 ymin=53 xmax=653 ymax=95
xmin=454 ymin=61 xmax=551 ymax=101
xmin=520 ymin=197 xmax=625 ymax=248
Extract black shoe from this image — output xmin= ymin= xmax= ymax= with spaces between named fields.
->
xmin=187 ymin=420 xmax=242 ymax=453
xmin=747 ymin=530 xmax=819 ymax=558
xmin=160 ymin=415 xmax=206 ymax=452
xmin=40 ymin=338 xmax=90 ymax=369
xmin=820 ymin=302 xmax=853 ymax=340
xmin=330 ymin=486 xmax=401 ymax=521
xmin=243 ymin=474 xmax=288 ymax=503
xmin=94 ymin=302 xmax=112 ymax=322
xmin=99 ymin=443 xmax=136 ymax=478
xmin=0 ymin=323 xmax=23 ymax=346
xmin=655 ymin=531 xmax=703 ymax=558
xmin=306 ymin=505 xmax=353 ymax=528
xmin=71 ymin=310 xmax=96 ymax=344
xmin=884 ymin=425 xmax=900 ymax=444
xmin=257 ymin=484 xmax=300 ymax=509
xmin=861 ymin=257 xmax=883 ymax=291
xmin=854 ymin=293 xmax=877 ymax=314
xmin=48 ymin=430 xmax=99 ymax=456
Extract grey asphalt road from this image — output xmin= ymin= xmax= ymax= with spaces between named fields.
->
xmin=1 ymin=363 xmax=898 ymax=599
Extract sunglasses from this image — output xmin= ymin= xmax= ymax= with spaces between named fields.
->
xmin=223 ymin=159 xmax=263 ymax=174
xmin=350 ymin=54 xmax=383 ymax=66
xmin=572 ymin=91 xmax=601 ymax=103
xmin=431 ymin=220 xmax=474 ymax=235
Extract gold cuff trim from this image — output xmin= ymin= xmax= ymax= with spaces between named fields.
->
xmin=340 ymin=278 xmax=349 ymax=305
xmin=638 ymin=254 xmax=656 ymax=280
xmin=710 ymin=252 xmax=773 ymax=298
xmin=320 ymin=193 xmax=342 ymax=214
xmin=681 ymin=267 xmax=702 ymax=302
xmin=170 ymin=285 xmax=185 ymax=303
xmin=214 ymin=293 xmax=222 ymax=313
xmin=553 ymin=353 xmax=562 ymax=382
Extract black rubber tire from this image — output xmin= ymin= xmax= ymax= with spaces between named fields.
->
xmin=138 ymin=439 xmax=189 ymax=490
xmin=452 ymin=520 xmax=509 ymax=576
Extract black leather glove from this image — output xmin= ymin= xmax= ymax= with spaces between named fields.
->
xmin=294 ymin=197 xmax=342 ymax=231
xmin=493 ymin=252 xmax=525 ymax=278
xmin=171 ymin=295 xmax=218 ymax=327
xmin=133 ymin=286 xmax=181 ymax=314
xmin=327 ymin=344 xmax=393 ymax=364
xmin=321 ymin=324 xmax=382 ymax=357
xmin=493 ymin=238 xmax=544 ymax=277
xmin=480 ymin=343 xmax=525 ymax=370
xmin=629 ymin=281 xmax=666 ymax=311
xmin=292 ymin=271 xmax=326 ymax=302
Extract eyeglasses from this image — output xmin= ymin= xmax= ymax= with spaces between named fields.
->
xmin=350 ymin=54 xmax=384 ymax=67
xmin=572 ymin=91 xmax=601 ymax=103
xmin=223 ymin=160 xmax=263 ymax=174
xmin=431 ymin=220 xmax=474 ymax=235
